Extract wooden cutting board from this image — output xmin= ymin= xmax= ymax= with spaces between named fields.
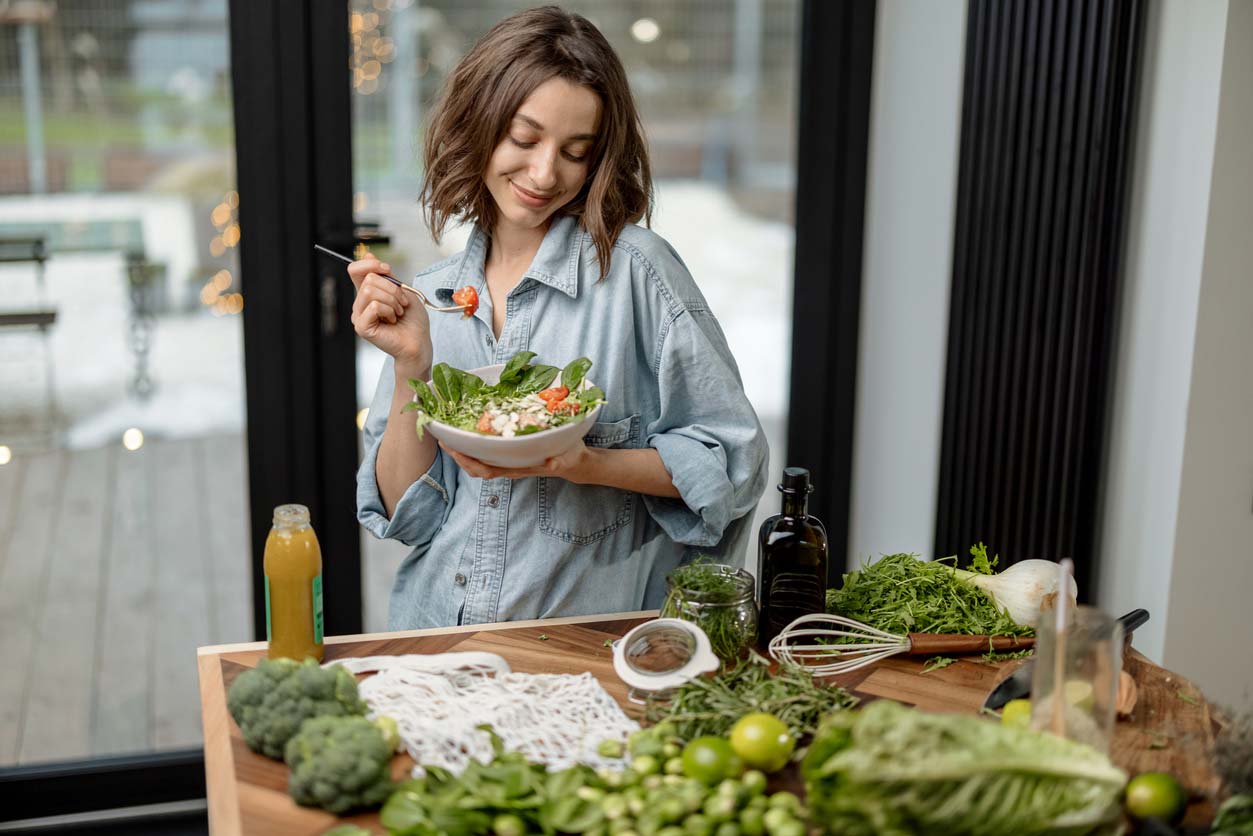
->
xmin=198 ymin=613 xmax=1222 ymax=835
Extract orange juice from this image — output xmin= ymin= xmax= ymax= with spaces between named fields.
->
xmin=264 ymin=504 xmax=324 ymax=661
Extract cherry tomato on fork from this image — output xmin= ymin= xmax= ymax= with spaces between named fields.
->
xmin=451 ymin=285 xmax=479 ymax=318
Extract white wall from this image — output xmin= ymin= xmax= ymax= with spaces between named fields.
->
xmin=1159 ymin=0 xmax=1253 ymax=712
xmin=848 ymin=0 xmax=967 ymax=568
xmin=1097 ymin=0 xmax=1229 ymax=664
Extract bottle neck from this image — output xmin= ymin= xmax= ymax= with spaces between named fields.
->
xmin=781 ymin=492 xmax=807 ymax=518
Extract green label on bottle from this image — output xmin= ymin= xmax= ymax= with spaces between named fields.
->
xmin=264 ymin=576 xmax=272 ymax=642
xmin=312 ymin=574 xmax=323 ymax=643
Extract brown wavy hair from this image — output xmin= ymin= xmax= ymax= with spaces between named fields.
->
xmin=420 ymin=6 xmax=653 ymax=277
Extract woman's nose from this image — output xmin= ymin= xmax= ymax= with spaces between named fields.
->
xmin=529 ymin=148 xmax=558 ymax=190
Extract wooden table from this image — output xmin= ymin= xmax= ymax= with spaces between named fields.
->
xmin=198 ymin=612 xmax=1221 ymax=836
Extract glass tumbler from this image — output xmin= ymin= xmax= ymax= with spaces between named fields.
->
xmin=1030 ymin=604 xmax=1123 ymax=753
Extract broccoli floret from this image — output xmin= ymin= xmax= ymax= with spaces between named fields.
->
xmin=284 ymin=715 xmax=395 ymax=814
xmin=226 ymin=657 xmax=367 ymax=759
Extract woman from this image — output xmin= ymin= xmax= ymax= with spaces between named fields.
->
xmin=352 ymin=6 xmax=768 ymax=629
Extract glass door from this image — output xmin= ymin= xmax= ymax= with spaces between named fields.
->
xmin=0 ymin=0 xmax=250 ymax=773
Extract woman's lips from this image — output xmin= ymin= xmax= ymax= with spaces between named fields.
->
xmin=510 ymin=181 xmax=556 ymax=208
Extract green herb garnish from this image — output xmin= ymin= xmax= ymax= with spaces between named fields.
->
xmin=825 ymin=550 xmax=1032 ymax=638
xmin=981 ymin=648 xmax=1035 ymax=665
xmin=922 ymin=656 xmax=957 ymax=673
xmin=645 ymin=652 xmax=857 ymax=742
xmin=660 ymin=558 xmax=757 ymax=663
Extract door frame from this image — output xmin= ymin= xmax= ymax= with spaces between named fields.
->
xmin=230 ymin=0 xmax=363 ymax=639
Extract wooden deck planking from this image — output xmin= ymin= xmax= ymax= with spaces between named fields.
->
xmin=20 ymin=446 xmax=113 ymax=763
xmin=91 ymin=442 xmax=156 ymax=757
xmin=200 ymin=435 xmax=253 ymax=646
xmin=150 ymin=437 xmax=215 ymax=750
xmin=0 ymin=450 xmax=64 ymax=765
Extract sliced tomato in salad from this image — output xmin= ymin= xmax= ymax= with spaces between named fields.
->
xmin=536 ymin=385 xmax=570 ymax=403
xmin=546 ymin=399 xmax=580 ymax=416
xmin=451 ymin=285 xmax=479 ymax=318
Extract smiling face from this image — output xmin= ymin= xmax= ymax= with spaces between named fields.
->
xmin=484 ymin=76 xmax=602 ymax=236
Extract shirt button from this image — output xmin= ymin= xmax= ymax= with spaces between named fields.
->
xmin=487 ymin=494 xmax=500 ymax=507
xmin=454 ymin=573 xmax=466 ymax=586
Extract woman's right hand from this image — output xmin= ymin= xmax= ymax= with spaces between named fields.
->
xmin=348 ymin=256 xmax=432 ymax=376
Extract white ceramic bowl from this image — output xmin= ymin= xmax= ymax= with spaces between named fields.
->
xmin=418 ymin=363 xmax=603 ymax=468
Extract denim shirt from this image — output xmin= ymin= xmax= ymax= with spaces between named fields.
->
xmin=357 ymin=215 xmax=769 ymax=629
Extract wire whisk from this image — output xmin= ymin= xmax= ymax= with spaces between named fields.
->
xmin=769 ymin=612 xmax=1035 ymax=676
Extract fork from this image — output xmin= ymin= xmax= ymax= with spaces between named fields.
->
xmin=314 ymin=244 xmax=471 ymax=314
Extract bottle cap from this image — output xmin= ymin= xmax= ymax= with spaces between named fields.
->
xmin=779 ymin=467 xmax=812 ymax=495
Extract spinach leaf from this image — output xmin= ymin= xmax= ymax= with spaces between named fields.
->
xmin=560 ymin=357 xmax=592 ymax=390
xmin=408 ymin=379 xmax=441 ymax=415
xmin=516 ymin=364 xmax=559 ymax=395
xmin=575 ymin=385 xmax=605 ymax=407
xmin=431 ymin=363 xmax=461 ymax=405
xmin=457 ymin=369 xmax=485 ymax=397
xmin=498 ymin=351 xmax=536 ymax=385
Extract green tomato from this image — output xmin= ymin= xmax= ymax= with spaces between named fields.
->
xmin=658 ymin=828 xmax=686 ymax=836
xmin=663 ymin=742 xmax=683 ymax=759
xmin=681 ymin=737 xmax=738 ymax=786
xmin=728 ymin=713 xmax=795 ymax=774
xmin=1124 ymin=772 xmax=1187 ymax=823
xmin=716 ymin=822 xmax=742 ymax=836
xmin=664 ymin=756 xmax=685 ymax=775
xmin=767 ymin=791 xmax=801 ymax=812
xmin=599 ymin=737 xmax=627 ymax=758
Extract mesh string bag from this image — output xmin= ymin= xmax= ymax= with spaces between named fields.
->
xmin=329 ymin=652 xmax=639 ymax=775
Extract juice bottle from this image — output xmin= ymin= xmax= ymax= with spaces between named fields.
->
xmin=757 ymin=467 xmax=828 ymax=646
xmin=264 ymin=503 xmax=324 ymax=661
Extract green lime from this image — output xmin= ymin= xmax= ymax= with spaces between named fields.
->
xmin=1124 ymin=772 xmax=1186 ymax=823
xmin=729 ymin=713 xmax=795 ymax=773
xmin=682 ymin=736 xmax=738 ymax=786
xmin=1064 ymin=680 xmax=1096 ymax=711
xmin=1001 ymin=698 xmax=1032 ymax=729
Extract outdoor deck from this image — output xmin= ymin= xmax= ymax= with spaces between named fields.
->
xmin=0 ymin=434 xmax=404 ymax=768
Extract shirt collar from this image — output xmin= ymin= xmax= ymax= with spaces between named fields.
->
xmin=442 ymin=215 xmax=584 ymax=300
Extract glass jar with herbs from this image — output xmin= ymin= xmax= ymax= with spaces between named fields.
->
xmin=660 ymin=562 xmax=758 ymax=663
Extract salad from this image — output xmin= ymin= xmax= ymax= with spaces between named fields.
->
xmin=404 ymin=350 xmax=605 ymax=440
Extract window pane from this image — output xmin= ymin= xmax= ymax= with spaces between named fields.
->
xmin=349 ymin=1 xmax=798 ymax=631
xmin=0 ymin=0 xmax=248 ymax=765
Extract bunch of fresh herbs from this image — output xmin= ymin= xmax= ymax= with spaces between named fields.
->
xmin=825 ymin=548 xmax=1032 ymax=638
xmin=660 ymin=558 xmax=757 ymax=662
xmin=645 ymin=651 xmax=858 ymax=743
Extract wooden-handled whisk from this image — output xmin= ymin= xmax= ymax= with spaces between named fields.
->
xmin=768 ymin=613 xmax=1035 ymax=676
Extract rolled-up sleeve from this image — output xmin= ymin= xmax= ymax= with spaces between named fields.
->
xmin=356 ymin=358 xmax=458 ymax=548
xmin=643 ymin=307 xmax=769 ymax=547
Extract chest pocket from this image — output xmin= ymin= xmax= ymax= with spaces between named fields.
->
xmin=538 ymin=414 xmax=641 ymax=545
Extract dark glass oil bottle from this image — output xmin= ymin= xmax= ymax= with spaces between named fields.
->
xmin=757 ymin=467 xmax=828 ymax=645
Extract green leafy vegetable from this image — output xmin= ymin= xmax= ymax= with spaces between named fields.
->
xmin=645 ymin=651 xmax=857 ymax=743
xmin=826 ymin=550 xmax=1032 ymax=638
xmin=1212 ymin=794 xmax=1253 ymax=835
xmin=660 ymin=558 xmax=757 ymax=662
xmin=802 ymin=700 xmax=1127 ymax=836
xmin=284 ymin=715 xmax=395 ymax=814
xmin=225 ymin=657 xmax=367 ymax=759
xmin=561 ymin=356 xmax=592 ymax=390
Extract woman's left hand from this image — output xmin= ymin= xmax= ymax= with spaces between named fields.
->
xmin=439 ymin=440 xmax=591 ymax=482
